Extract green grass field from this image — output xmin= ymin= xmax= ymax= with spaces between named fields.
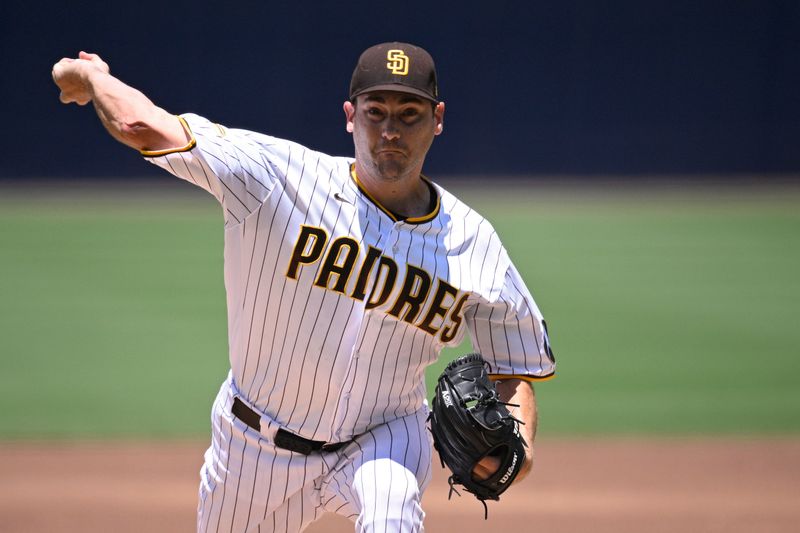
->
xmin=1 ymin=181 xmax=798 ymax=438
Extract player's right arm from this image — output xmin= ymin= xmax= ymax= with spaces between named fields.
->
xmin=51 ymin=51 xmax=189 ymax=152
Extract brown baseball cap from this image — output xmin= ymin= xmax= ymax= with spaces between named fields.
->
xmin=349 ymin=42 xmax=439 ymax=103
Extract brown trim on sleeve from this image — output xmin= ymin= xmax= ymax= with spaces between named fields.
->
xmin=488 ymin=373 xmax=556 ymax=383
xmin=140 ymin=115 xmax=197 ymax=158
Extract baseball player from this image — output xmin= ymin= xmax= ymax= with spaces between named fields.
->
xmin=51 ymin=43 xmax=556 ymax=532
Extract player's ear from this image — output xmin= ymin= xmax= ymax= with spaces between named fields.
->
xmin=434 ymin=101 xmax=445 ymax=135
xmin=343 ymin=101 xmax=355 ymax=133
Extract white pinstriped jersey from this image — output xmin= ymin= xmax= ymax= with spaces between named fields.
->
xmin=144 ymin=113 xmax=555 ymax=443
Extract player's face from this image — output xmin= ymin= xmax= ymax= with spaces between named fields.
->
xmin=344 ymin=92 xmax=444 ymax=181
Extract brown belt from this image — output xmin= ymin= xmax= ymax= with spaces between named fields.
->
xmin=231 ymin=397 xmax=348 ymax=455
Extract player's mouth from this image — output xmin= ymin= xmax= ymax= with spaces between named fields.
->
xmin=376 ymin=147 xmax=407 ymax=156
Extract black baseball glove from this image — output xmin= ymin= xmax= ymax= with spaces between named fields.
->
xmin=429 ymin=353 xmax=527 ymax=515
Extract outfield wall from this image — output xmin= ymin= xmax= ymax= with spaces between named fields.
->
xmin=5 ymin=0 xmax=800 ymax=179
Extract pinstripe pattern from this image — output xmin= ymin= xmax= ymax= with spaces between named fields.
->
xmin=144 ymin=113 xmax=554 ymax=531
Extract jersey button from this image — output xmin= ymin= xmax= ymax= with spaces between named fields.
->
xmin=392 ymin=244 xmax=399 ymax=253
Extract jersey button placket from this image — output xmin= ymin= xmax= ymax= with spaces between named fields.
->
xmin=390 ymin=223 xmax=402 ymax=255
xmin=329 ymin=350 xmax=359 ymax=440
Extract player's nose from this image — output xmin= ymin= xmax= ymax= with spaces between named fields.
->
xmin=381 ymin=124 xmax=400 ymax=140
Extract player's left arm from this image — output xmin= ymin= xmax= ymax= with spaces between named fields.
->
xmin=472 ymin=378 xmax=537 ymax=484
xmin=497 ymin=378 xmax=536 ymax=482
xmin=467 ymin=250 xmax=554 ymax=487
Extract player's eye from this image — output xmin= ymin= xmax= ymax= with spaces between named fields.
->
xmin=401 ymin=108 xmax=422 ymax=123
xmin=366 ymin=107 xmax=384 ymax=119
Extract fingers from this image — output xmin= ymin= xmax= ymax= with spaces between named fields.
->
xmin=52 ymin=57 xmax=93 ymax=106
xmin=51 ymin=57 xmax=77 ymax=82
xmin=78 ymin=51 xmax=110 ymax=73
xmin=52 ymin=51 xmax=108 ymax=106
xmin=57 ymin=88 xmax=80 ymax=105
xmin=52 ymin=57 xmax=76 ymax=75
xmin=53 ymin=52 xmax=107 ymax=73
xmin=472 ymin=455 xmax=501 ymax=480
xmin=52 ymin=58 xmax=71 ymax=75
xmin=57 ymin=92 xmax=88 ymax=106
xmin=52 ymin=62 xmax=67 ymax=87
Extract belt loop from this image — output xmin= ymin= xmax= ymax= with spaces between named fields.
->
xmin=230 ymin=398 xmax=350 ymax=455
xmin=231 ymin=396 xmax=277 ymax=441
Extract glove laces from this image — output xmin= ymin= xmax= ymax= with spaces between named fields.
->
xmin=447 ymin=475 xmax=490 ymax=520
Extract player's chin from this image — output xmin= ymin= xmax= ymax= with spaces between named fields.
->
xmin=375 ymin=159 xmax=409 ymax=181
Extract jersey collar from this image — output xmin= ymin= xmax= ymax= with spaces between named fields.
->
xmin=350 ymin=164 xmax=440 ymax=224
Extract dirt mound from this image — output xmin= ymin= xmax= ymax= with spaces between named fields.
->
xmin=1 ymin=437 xmax=798 ymax=532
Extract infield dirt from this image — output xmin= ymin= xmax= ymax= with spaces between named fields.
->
xmin=1 ymin=436 xmax=798 ymax=532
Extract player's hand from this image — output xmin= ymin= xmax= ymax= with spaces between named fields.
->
xmin=472 ymin=448 xmax=532 ymax=482
xmin=51 ymin=51 xmax=110 ymax=106
xmin=472 ymin=455 xmax=501 ymax=480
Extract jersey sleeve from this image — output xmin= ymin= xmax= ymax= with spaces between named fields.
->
xmin=141 ymin=113 xmax=288 ymax=225
xmin=464 ymin=259 xmax=556 ymax=382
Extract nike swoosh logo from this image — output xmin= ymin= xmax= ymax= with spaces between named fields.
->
xmin=334 ymin=192 xmax=353 ymax=204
